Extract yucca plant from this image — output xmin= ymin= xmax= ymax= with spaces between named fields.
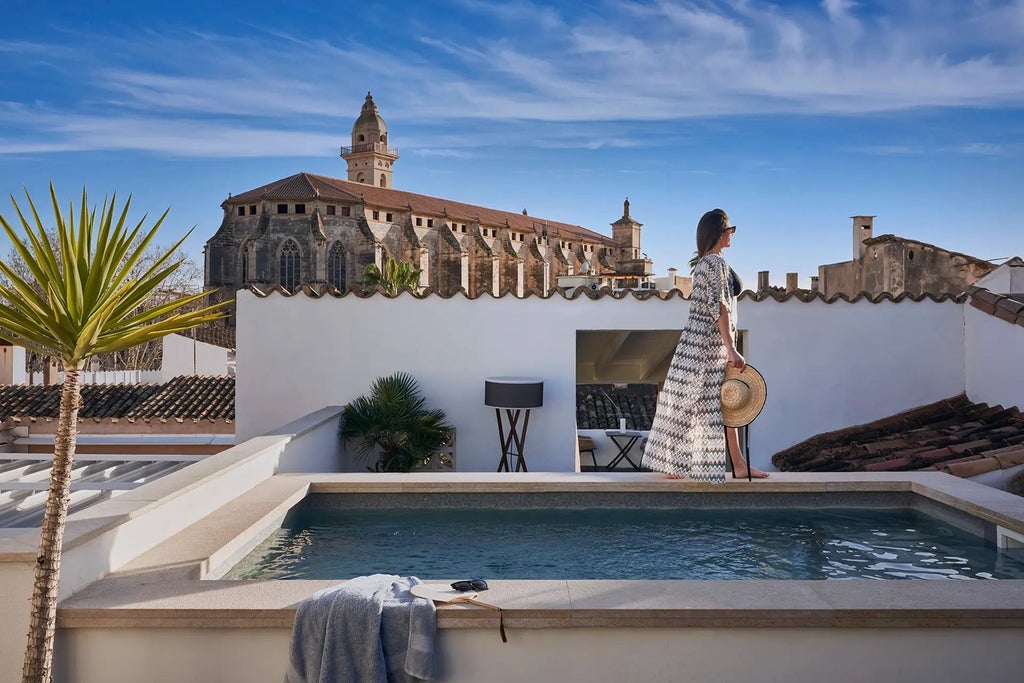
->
xmin=362 ymin=257 xmax=422 ymax=296
xmin=340 ymin=372 xmax=453 ymax=472
xmin=0 ymin=184 xmax=231 ymax=683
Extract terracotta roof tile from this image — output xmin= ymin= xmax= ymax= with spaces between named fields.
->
xmin=227 ymin=172 xmax=615 ymax=245
xmin=242 ymin=282 xmax=971 ymax=304
xmin=945 ymin=458 xmax=1001 ymax=478
xmin=772 ymin=394 xmax=1024 ymax=482
xmin=189 ymin=321 xmax=236 ymax=350
xmin=0 ymin=376 xmax=234 ymax=421
xmin=576 ymin=384 xmax=658 ymax=431
xmin=968 ymin=286 xmax=1024 ymax=327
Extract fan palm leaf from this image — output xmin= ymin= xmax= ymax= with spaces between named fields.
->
xmin=340 ymin=372 xmax=453 ymax=472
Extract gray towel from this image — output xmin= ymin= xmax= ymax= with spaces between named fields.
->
xmin=285 ymin=574 xmax=436 ymax=683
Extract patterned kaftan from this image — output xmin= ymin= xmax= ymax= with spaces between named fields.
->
xmin=641 ymin=253 xmax=735 ymax=482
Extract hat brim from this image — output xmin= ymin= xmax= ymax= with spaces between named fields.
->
xmin=721 ymin=364 xmax=767 ymax=428
xmin=410 ymin=583 xmax=478 ymax=603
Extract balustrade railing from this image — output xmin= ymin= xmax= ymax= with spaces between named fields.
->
xmin=339 ymin=143 xmax=398 ymax=156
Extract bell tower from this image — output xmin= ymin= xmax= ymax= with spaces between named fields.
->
xmin=611 ymin=197 xmax=643 ymax=260
xmin=341 ymin=92 xmax=399 ymax=188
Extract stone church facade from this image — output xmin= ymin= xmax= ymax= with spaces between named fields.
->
xmin=204 ymin=92 xmax=653 ymax=316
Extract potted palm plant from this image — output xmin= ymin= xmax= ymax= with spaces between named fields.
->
xmin=340 ymin=372 xmax=454 ymax=472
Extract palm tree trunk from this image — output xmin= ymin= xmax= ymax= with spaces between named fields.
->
xmin=22 ymin=368 xmax=82 ymax=683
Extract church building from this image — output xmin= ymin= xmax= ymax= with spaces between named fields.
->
xmin=204 ymin=92 xmax=652 ymax=313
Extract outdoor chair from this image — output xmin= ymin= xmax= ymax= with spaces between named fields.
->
xmin=578 ymin=435 xmax=597 ymax=468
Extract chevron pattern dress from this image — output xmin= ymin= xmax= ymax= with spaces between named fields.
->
xmin=642 ymin=253 xmax=734 ymax=482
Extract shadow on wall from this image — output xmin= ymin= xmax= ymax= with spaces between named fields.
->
xmin=576 ymin=384 xmax=658 ymax=430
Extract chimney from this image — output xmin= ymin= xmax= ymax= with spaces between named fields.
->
xmin=852 ymin=215 xmax=875 ymax=260
xmin=786 ymin=272 xmax=799 ymax=292
xmin=757 ymin=270 xmax=769 ymax=293
xmin=810 ymin=275 xmax=820 ymax=293
xmin=667 ymin=267 xmax=677 ymax=283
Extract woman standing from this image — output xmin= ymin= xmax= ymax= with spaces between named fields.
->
xmin=641 ymin=208 xmax=769 ymax=481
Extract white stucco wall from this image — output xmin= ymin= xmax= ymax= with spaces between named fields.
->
xmin=0 ymin=343 xmax=26 ymax=385
xmin=741 ymin=296 xmax=966 ymax=459
xmin=965 ymin=306 xmax=1024 ymax=411
xmin=161 ymin=333 xmax=229 ymax=381
xmin=973 ymin=261 xmax=1024 ymax=294
xmin=236 ymin=291 xmax=966 ymax=472
xmin=55 ymin=625 xmax=1024 ymax=683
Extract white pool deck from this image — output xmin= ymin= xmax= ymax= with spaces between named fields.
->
xmin=3 ymin=408 xmax=1024 ymax=682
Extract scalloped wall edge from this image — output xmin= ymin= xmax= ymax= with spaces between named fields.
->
xmin=240 ymin=283 xmax=968 ymax=304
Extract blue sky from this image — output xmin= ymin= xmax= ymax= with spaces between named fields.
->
xmin=1 ymin=0 xmax=1022 ymax=288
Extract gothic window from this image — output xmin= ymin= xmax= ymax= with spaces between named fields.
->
xmin=279 ymin=240 xmax=301 ymax=292
xmin=357 ymin=172 xmax=365 ymax=183
xmin=241 ymin=242 xmax=253 ymax=283
xmin=327 ymin=242 xmax=346 ymax=289
xmin=380 ymin=176 xmax=387 ymax=188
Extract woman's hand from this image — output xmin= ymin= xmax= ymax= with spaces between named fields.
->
xmin=727 ymin=347 xmax=746 ymax=371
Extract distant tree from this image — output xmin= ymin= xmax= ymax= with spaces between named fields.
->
xmin=688 ymin=251 xmax=699 ymax=274
xmin=0 ymin=184 xmax=230 ymax=683
xmin=362 ymin=258 xmax=422 ymax=296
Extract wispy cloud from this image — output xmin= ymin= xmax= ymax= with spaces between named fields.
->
xmin=2 ymin=0 xmax=1023 ymax=157
xmin=955 ymin=142 xmax=1006 ymax=155
xmin=845 ymin=145 xmax=924 ymax=156
xmin=410 ymin=148 xmax=476 ymax=159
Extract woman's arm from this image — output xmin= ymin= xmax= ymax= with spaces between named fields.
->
xmin=718 ymin=302 xmax=745 ymax=369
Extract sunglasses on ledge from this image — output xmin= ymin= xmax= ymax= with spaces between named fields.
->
xmin=451 ymin=578 xmax=489 ymax=592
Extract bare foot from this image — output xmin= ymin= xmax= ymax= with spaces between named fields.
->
xmin=732 ymin=467 xmax=770 ymax=479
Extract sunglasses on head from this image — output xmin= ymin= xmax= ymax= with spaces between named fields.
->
xmin=451 ymin=578 xmax=489 ymax=592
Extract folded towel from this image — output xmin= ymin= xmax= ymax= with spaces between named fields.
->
xmin=285 ymin=574 xmax=436 ymax=683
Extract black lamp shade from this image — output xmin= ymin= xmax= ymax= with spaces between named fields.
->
xmin=485 ymin=377 xmax=544 ymax=409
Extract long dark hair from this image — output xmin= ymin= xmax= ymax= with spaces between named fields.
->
xmin=696 ymin=208 xmax=729 ymax=258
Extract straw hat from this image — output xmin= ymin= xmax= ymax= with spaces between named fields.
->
xmin=720 ymin=364 xmax=767 ymax=427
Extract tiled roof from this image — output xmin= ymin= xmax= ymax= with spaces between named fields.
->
xmin=968 ymin=286 xmax=1024 ymax=328
xmin=188 ymin=321 xmax=236 ymax=350
xmin=128 ymin=376 xmax=235 ymax=420
xmin=863 ymin=234 xmax=994 ymax=269
xmin=0 ymin=376 xmax=234 ymax=421
xmin=576 ymin=385 xmax=658 ymax=431
xmin=227 ymin=172 xmax=616 ymax=245
xmin=772 ymin=395 xmax=1024 ymax=479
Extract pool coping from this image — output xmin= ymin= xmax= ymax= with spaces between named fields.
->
xmin=56 ymin=472 xmax=1024 ymax=631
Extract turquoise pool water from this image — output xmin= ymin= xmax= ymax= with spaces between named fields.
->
xmin=223 ymin=505 xmax=1024 ymax=580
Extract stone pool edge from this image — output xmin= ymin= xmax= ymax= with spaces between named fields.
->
xmin=56 ymin=472 xmax=1024 ymax=631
